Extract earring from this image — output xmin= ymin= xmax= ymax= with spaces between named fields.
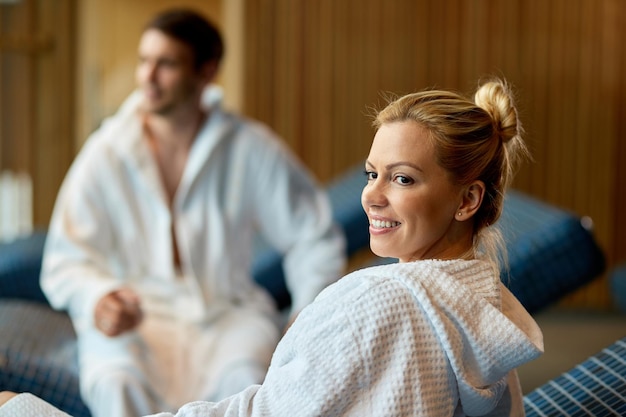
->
xmin=457 ymin=212 xmax=462 ymax=217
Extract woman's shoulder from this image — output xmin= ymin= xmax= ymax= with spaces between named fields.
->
xmin=311 ymin=259 xmax=498 ymax=318
xmin=328 ymin=259 xmax=497 ymax=303
xmin=312 ymin=263 xmax=427 ymax=314
xmin=341 ymin=259 xmax=479 ymax=282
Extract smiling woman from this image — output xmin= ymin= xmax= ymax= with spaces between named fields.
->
xmin=364 ymin=80 xmax=529 ymax=271
xmin=0 ymin=78 xmax=543 ymax=417
xmin=363 ymin=121 xmax=475 ymax=263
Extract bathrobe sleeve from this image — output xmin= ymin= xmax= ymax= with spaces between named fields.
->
xmin=39 ymin=114 xmax=146 ymax=328
xmin=243 ymin=129 xmax=347 ymax=313
xmin=149 ymin=274 xmax=456 ymax=417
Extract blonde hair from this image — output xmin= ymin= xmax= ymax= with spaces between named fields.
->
xmin=373 ymin=78 xmax=529 ymax=268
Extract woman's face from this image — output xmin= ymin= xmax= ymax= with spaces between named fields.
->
xmin=361 ymin=120 xmax=473 ymax=263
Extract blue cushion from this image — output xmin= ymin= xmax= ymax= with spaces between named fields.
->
xmin=0 ymin=230 xmax=48 ymax=304
xmin=610 ymin=264 xmax=626 ymax=313
xmin=500 ymin=190 xmax=605 ymax=313
xmin=0 ymin=299 xmax=90 ymax=417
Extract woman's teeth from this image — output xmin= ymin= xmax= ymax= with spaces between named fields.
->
xmin=371 ymin=219 xmax=400 ymax=228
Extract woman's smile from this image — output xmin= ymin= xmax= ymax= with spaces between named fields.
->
xmin=369 ymin=217 xmax=401 ymax=231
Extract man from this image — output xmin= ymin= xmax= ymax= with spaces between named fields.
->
xmin=39 ymin=8 xmax=346 ymax=417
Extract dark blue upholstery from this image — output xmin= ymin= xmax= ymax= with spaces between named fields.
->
xmin=0 ymin=230 xmax=48 ymax=304
xmin=0 ymin=300 xmax=90 ymax=417
xmin=610 ymin=264 xmax=626 ymax=313
xmin=500 ymin=190 xmax=606 ymax=313
xmin=524 ymin=337 xmax=626 ymax=416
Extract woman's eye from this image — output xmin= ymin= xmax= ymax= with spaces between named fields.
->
xmin=395 ymin=175 xmax=413 ymax=185
xmin=364 ymin=170 xmax=377 ymax=180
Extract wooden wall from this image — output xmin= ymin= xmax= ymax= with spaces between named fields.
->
xmin=2 ymin=0 xmax=624 ymax=309
xmin=0 ymin=0 xmax=75 ymax=227
xmin=243 ymin=0 xmax=626 ymax=309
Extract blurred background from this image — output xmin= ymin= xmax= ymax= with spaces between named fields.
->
xmin=0 ymin=0 xmax=624 ymax=342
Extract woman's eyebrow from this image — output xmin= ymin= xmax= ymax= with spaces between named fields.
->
xmin=365 ymin=160 xmax=423 ymax=173
xmin=386 ymin=161 xmax=423 ymax=172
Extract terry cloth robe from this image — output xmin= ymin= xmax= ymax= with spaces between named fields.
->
xmin=39 ymin=85 xmax=347 ymax=415
xmin=6 ymin=259 xmax=543 ymax=416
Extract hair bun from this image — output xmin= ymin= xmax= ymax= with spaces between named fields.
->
xmin=474 ymin=79 xmax=520 ymax=143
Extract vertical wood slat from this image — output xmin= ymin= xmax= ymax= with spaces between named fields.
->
xmin=613 ymin=1 xmax=626 ymax=276
xmin=594 ymin=0 xmax=624 ymax=307
xmin=523 ymin=0 xmax=550 ymax=197
xmin=0 ymin=0 xmax=36 ymax=174
xmin=242 ymin=0 xmax=626 ymax=310
xmin=333 ymin=0 xmax=351 ymax=175
xmin=0 ymin=0 xmax=56 ymax=227
xmin=34 ymin=0 xmax=75 ymax=232
xmin=563 ymin=0 xmax=595 ymax=308
xmin=545 ymin=1 xmax=566 ymax=207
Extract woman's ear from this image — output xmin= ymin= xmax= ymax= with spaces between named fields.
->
xmin=456 ymin=180 xmax=485 ymax=221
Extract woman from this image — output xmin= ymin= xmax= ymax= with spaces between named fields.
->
xmin=0 ymin=78 xmax=543 ymax=416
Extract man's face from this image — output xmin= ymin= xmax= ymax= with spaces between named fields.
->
xmin=135 ymin=29 xmax=206 ymax=115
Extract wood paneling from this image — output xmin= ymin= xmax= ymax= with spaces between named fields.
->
xmin=243 ymin=0 xmax=626 ymax=309
xmin=0 ymin=0 xmax=75 ymax=227
xmin=2 ymin=0 xmax=624 ymax=309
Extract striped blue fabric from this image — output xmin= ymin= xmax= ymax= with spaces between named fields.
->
xmin=499 ymin=190 xmax=605 ymax=314
xmin=524 ymin=337 xmax=626 ymax=417
xmin=0 ymin=300 xmax=91 ymax=417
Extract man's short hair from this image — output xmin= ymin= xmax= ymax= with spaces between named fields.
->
xmin=145 ymin=8 xmax=224 ymax=69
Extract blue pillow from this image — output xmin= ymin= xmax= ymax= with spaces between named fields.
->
xmin=0 ymin=230 xmax=49 ymax=304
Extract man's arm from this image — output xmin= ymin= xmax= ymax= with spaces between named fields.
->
xmin=250 ymin=134 xmax=347 ymax=313
xmin=40 ymin=133 xmax=126 ymax=324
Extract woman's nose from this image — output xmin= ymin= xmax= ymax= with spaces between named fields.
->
xmin=361 ymin=180 xmax=387 ymax=209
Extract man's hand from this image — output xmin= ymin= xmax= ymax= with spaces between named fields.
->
xmin=0 ymin=391 xmax=17 ymax=407
xmin=94 ymin=288 xmax=143 ymax=337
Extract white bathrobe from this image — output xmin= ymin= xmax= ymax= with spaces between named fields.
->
xmin=16 ymin=259 xmax=543 ymax=417
xmin=38 ymin=86 xmax=347 ymax=416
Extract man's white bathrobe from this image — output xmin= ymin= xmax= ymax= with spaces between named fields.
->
xmin=6 ymin=259 xmax=543 ymax=417
xmin=38 ymin=86 xmax=346 ymax=416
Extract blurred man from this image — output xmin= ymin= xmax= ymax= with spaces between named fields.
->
xmin=40 ymin=8 xmax=346 ymax=417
